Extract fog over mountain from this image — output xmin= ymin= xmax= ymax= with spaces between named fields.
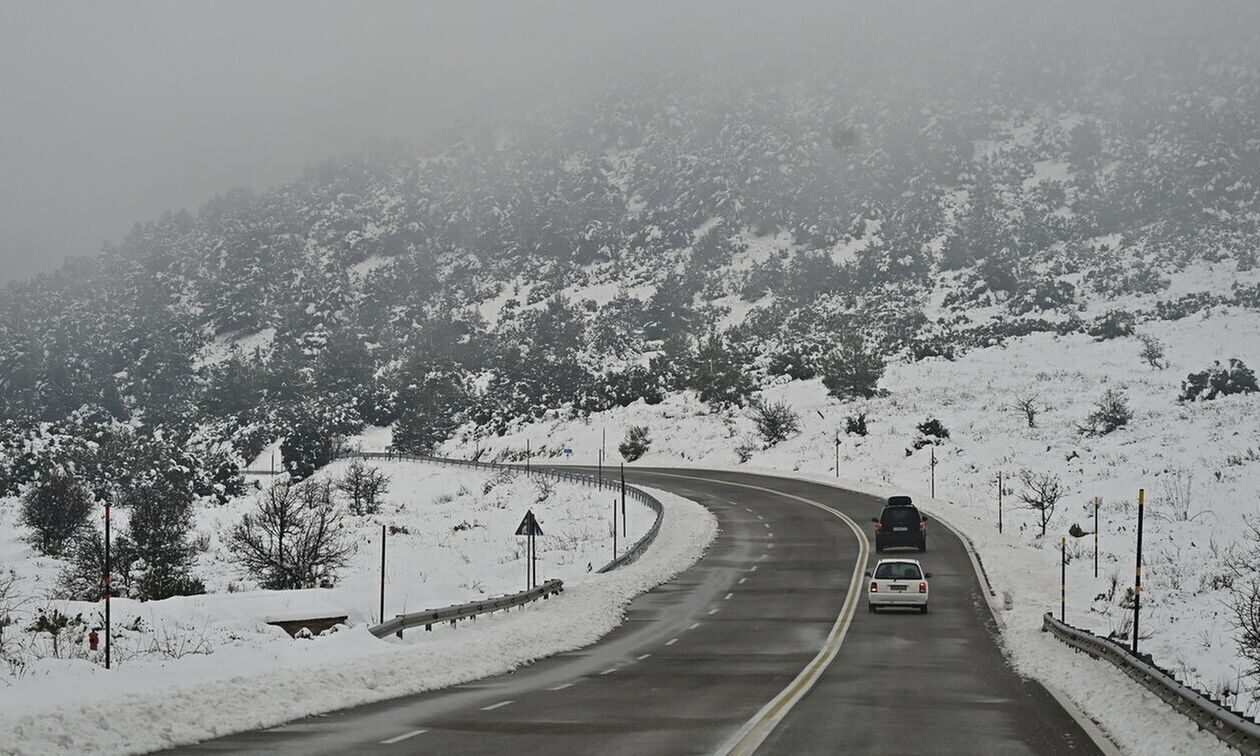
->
xmin=5 ymin=1 xmax=1254 ymax=282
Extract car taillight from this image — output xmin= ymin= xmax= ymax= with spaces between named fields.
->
xmin=875 ymin=523 xmax=883 ymax=532
xmin=919 ymin=582 xmax=927 ymax=593
xmin=870 ymin=582 xmax=878 ymax=592
xmin=920 ymin=520 xmax=926 ymax=530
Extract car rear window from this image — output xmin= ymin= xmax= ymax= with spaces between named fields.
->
xmin=875 ymin=562 xmax=923 ymax=580
xmin=881 ymin=507 xmax=920 ymax=527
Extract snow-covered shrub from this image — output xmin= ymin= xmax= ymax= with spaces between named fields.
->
xmin=227 ymin=478 xmax=354 ymax=590
xmin=1137 ymin=333 xmax=1168 ymax=370
xmin=1088 ymin=309 xmax=1137 ymax=341
xmin=21 ymin=471 xmax=93 ymax=557
xmin=601 ymin=365 xmax=664 ymax=408
xmin=26 ymin=607 xmax=83 ymax=660
xmin=845 ymin=412 xmax=869 ymax=436
xmin=818 ymin=332 xmax=885 ymax=400
xmin=123 ymin=480 xmax=204 ymax=600
xmin=619 ymin=425 xmax=651 ymax=462
xmin=1179 ymin=358 xmax=1259 ymax=402
xmin=59 ymin=528 xmax=133 ymax=601
xmin=689 ymin=333 xmax=755 ymax=409
xmin=914 ymin=418 xmax=950 ymax=448
xmin=1080 ymin=388 xmax=1132 ymax=436
xmin=749 ymin=400 xmax=800 ymax=448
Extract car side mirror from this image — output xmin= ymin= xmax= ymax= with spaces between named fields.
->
xmin=864 ymin=570 xmax=872 ymax=578
xmin=921 ymin=515 xmax=929 ymax=522
xmin=871 ymin=517 xmax=879 ymax=523
xmin=925 ymin=572 xmax=932 ymax=578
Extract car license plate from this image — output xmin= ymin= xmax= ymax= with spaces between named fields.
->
xmin=891 ymin=585 xmax=907 ymax=591
xmin=893 ymin=526 xmax=908 ymax=532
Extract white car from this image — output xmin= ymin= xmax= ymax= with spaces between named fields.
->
xmin=866 ymin=558 xmax=931 ymax=613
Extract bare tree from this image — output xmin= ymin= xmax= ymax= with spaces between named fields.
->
xmin=1011 ymin=394 xmax=1041 ymax=428
xmin=227 ymin=478 xmax=354 ymax=589
xmin=1016 ymin=470 xmax=1064 ymax=537
xmin=336 ymin=460 xmax=390 ymax=516
xmin=749 ymin=399 xmax=800 ymax=447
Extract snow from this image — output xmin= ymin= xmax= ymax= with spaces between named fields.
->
xmin=192 ymin=327 xmax=276 ymax=369
xmin=444 ymin=307 xmax=1260 ymax=754
xmin=0 ymin=462 xmax=717 ymax=754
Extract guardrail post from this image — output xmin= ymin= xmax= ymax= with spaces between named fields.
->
xmin=396 ymin=614 xmax=404 ymax=639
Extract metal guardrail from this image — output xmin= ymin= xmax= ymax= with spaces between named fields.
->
xmin=370 ymin=580 xmax=564 ymax=638
xmin=1042 ymin=612 xmax=1260 ymax=755
xmin=342 ymin=450 xmax=665 ymax=637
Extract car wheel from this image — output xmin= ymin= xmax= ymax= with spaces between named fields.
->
xmin=920 ymin=604 xmax=928 ymax=614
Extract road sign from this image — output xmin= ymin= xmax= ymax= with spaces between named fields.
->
xmin=564 ymin=448 xmax=573 ymax=456
xmin=515 ymin=509 xmax=544 ymax=536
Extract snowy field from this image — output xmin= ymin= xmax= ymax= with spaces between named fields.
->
xmin=0 ymin=460 xmax=717 ymax=754
xmin=444 ymin=307 xmax=1260 ymax=754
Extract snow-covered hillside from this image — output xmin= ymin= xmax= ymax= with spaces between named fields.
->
xmin=444 ymin=308 xmax=1260 ymax=726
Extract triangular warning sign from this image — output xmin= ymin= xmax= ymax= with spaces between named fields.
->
xmin=515 ymin=509 xmax=543 ymax=536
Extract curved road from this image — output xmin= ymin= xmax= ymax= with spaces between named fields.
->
xmin=169 ymin=468 xmax=1103 ymax=755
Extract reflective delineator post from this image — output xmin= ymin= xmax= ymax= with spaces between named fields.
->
xmin=380 ymin=525 xmax=386 ymax=625
xmin=620 ymin=464 xmax=626 ymax=537
xmin=1133 ymin=488 xmax=1145 ymax=656
xmin=997 ymin=472 xmax=1003 ymax=534
xmin=104 ymin=500 xmax=111 ymax=670
xmin=1060 ymin=536 xmax=1066 ymax=623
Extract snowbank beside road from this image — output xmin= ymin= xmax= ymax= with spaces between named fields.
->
xmin=0 ymin=468 xmax=716 ymax=755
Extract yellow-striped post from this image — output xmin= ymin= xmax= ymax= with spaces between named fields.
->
xmin=1061 ymin=536 xmax=1067 ymax=623
xmin=1133 ymin=488 xmax=1145 ymax=656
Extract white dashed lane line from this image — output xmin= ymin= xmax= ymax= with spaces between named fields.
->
xmin=708 ymin=608 xmax=720 ymax=615
xmin=739 ymin=577 xmax=747 ymax=584
xmin=548 ymin=683 xmax=574 ymax=691
xmin=666 ymin=638 xmax=679 ymax=646
xmin=637 ymin=653 xmax=652 ymax=661
xmin=600 ymin=667 xmax=619 ymax=676
xmin=380 ymin=730 xmax=427 ymax=745
xmin=689 ymin=622 xmax=702 ymax=630
xmin=725 ymin=592 xmax=734 ymax=600
xmin=481 ymin=701 xmax=514 ymax=711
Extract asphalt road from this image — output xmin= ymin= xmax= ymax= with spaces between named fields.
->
xmin=166 ymin=468 xmax=1102 ymax=755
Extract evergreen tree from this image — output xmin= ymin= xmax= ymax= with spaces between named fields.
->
xmin=689 ymin=332 xmax=755 ymax=409
xmin=122 ymin=479 xmax=204 ymax=600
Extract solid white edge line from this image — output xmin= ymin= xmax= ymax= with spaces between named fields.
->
xmin=380 ymin=729 xmax=427 ymax=745
xmin=630 ymin=471 xmax=868 ymax=756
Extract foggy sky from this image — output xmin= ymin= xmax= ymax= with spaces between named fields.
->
xmin=1 ymin=1 xmax=1251 ymax=284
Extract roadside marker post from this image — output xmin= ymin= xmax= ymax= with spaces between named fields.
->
xmin=1060 ymin=536 xmax=1066 ymax=623
xmin=997 ymin=472 xmax=1003 ymax=534
xmin=104 ymin=499 xmax=111 ymax=670
xmin=380 ymin=525 xmax=386 ymax=624
xmin=1093 ymin=497 xmax=1102 ymax=579
xmin=1133 ymin=489 xmax=1145 ymax=657
xmin=515 ymin=510 xmax=544 ymax=590
xmin=620 ymin=464 xmax=626 ymax=537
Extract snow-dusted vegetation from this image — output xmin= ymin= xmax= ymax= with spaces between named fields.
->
xmin=2 ymin=3 xmax=1259 ymax=751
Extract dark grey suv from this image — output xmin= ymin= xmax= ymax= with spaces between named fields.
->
xmin=872 ymin=496 xmax=927 ymax=553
